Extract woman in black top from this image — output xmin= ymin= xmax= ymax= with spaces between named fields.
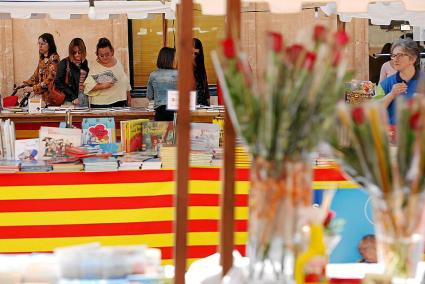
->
xmin=193 ymin=38 xmax=210 ymax=106
xmin=55 ymin=38 xmax=89 ymax=106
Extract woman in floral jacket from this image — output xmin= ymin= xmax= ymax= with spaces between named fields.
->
xmin=22 ymin=33 xmax=60 ymax=103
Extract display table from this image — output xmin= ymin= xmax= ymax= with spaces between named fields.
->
xmin=0 ymin=167 xmax=356 ymax=265
xmin=0 ymin=110 xmax=224 ymax=139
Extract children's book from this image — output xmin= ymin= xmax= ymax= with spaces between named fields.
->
xmin=190 ymin=123 xmax=220 ymax=151
xmin=120 ymin=119 xmax=149 ymax=153
xmin=92 ymin=70 xmax=118 ymax=84
xmin=141 ymin=121 xmax=175 ymax=156
xmin=82 ymin=117 xmax=116 ymax=144
xmin=39 ymin=127 xmax=82 ymax=160
xmin=15 ymin=139 xmax=39 ymax=161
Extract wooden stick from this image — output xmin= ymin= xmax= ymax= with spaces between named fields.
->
xmin=174 ymin=0 xmax=193 ymax=283
xmin=220 ymin=0 xmax=241 ymax=277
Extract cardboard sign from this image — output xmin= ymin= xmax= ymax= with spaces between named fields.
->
xmin=28 ymin=98 xmax=42 ymax=113
xmin=166 ymin=90 xmax=196 ymax=111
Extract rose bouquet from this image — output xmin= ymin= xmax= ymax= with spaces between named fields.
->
xmin=331 ymin=95 xmax=425 ymax=280
xmin=212 ymin=26 xmax=351 ymax=282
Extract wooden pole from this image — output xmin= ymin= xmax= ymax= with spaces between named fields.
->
xmin=162 ymin=14 xmax=168 ymax=47
xmin=174 ymin=0 xmax=193 ymax=283
xmin=337 ymin=15 xmax=346 ymax=31
xmin=220 ymin=0 xmax=240 ymax=277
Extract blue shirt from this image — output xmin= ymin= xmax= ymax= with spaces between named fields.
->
xmin=379 ymin=70 xmax=422 ymax=125
xmin=146 ymin=69 xmax=178 ymax=109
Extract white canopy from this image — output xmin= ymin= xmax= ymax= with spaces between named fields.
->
xmin=0 ymin=0 xmax=175 ymax=19
xmin=172 ymin=0 xmax=425 ymax=21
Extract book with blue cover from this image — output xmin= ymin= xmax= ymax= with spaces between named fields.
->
xmin=82 ymin=117 xmax=116 ymax=144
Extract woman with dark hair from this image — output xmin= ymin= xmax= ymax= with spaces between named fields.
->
xmin=147 ymin=47 xmax=178 ymax=121
xmin=84 ymin=37 xmax=131 ymax=108
xmin=54 ymin=38 xmax=89 ymax=107
xmin=193 ymin=38 xmax=210 ymax=106
xmin=375 ymin=39 xmax=424 ymax=125
xmin=22 ymin=33 xmax=60 ymax=103
xmin=378 ymin=43 xmax=396 ymax=83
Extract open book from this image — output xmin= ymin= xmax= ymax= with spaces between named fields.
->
xmin=92 ymin=70 xmax=118 ymax=84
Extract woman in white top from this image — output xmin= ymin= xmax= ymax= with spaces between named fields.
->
xmin=84 ymin=37 xmax=131 ymax=108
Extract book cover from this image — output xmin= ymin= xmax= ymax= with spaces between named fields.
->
xmin=15 ymin=139 xmax=39 ymax=161
xmin=121 ymin=119 xmax=149 ymax=153
xmin=190 ymin=123 xmax=220 ymax=151
xmin=141 ymin=121 xmax=175 ymax=156
xmin=92 ymin=70 xmax=118 ymax=84
xmin=39 ymin=127 xmax=82 ymax=160
xmin=82 ymin=117 xmax=116 ymax=144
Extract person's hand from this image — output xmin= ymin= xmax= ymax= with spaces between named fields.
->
xmin=99 ymin=82 xmax=114 ymax=90
xmin=127 ymin=97 xmax=132 ymax=107
xmin=23 ymin=86 xmax=33 ymax=93
xmin=390 ymin=83 xmax=408 ymax=97
xmin=72 ymin=98 xmax=80 ymax=105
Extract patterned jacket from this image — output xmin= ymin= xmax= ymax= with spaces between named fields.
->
xmin=23 ymin=53 xmax=60 ymax=101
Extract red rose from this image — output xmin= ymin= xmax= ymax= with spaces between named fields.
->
xmin=268 ymin=32 xmax=283 ymax=52
xmin=334 ymin=30 xmax=349 ymax=47
xmin=304 ymin=52 xmax=317 ymax=71
xmin=221 ymin=38 xmax=235 ymax=58
xmin=323 ymin=210 xmax=335 ymax=228
xmin=313 ymin=25 xmax=326 ymax=42
xmin=286 ymin=44 xmax=304 ymax=64
xmin=410 ymin=111 xmax=421 ymax=130
xmin=352 ymin=107 xmax=365 ymax=124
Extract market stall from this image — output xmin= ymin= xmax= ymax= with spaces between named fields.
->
xmin=0 ymin=166 xmax=359 ymax=265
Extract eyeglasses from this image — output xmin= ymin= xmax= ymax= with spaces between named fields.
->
xmin=98 ymin=52 xmax=112 ymax=58
xmin=390 ymin=53 xmax=409 ymax=59
xmin=38 ymin=42 xmax=48 ymax=46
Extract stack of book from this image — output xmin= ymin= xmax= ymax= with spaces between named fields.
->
xmin=20 ymin=160 xmax=53 ymax=172
xmin=52 ymin=162 xmax=84 ymax=172
xmin=83 ymin=157 xmax=118 ymax=172
xmin=118 ymin=152 xmax=152 ymax=171
xmin=141 ymin=158 xmax=162 ymax=170
xmin=211 ymin=148 xmax=223 ymax=167
xmin=159 ymin=145 xmax=177 ymax=169
xmin=235 ymin=145 xmax=251 ymax=168
xmin=0 ymin=160 xmax=21 ymax=173
xmin=190 ymin=150 xmax=213 ymax=167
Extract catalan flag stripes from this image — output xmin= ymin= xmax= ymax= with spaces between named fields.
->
xmin=0 ymin=167 xmax=356 ymax=265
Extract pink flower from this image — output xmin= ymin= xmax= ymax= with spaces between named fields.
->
xmin=268 ymin=32 xmax=283 ymax=53
xmin=352 ymin=107 xmax=365 ymax=124
xmin=221 ymin=38 xmax=236 ymax=58
xmin=286 ymin=44 xmax=305 ymax=64
xmin=334 ymin=30 xmax=349 ymax=47
xmin=313 ymin=25 xmax=326 ymax=42
xmin=304 ymin=52 xmax=317 ymax=71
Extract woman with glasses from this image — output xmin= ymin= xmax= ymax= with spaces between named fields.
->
xmin=84 ymin=37 xmax=131 ymax=108
xmin=193 ymin=38 xmax=210 ymax=106
xmin=375 ymin=39 xmax=423 ymax=125
xmin=22 ymin=33 xmax=60 ymax=103
xmin=54 ymin=38 xmax=89 ymax=107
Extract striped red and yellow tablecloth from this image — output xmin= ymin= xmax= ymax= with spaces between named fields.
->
xmin=0 ymin=167 xmax=356 ymax=265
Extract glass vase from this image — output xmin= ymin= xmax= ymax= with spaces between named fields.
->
xmin=369 ymin=186 xmax=425 ymax=282
xmin=248 ymin=157 xmax=312 ymax=283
